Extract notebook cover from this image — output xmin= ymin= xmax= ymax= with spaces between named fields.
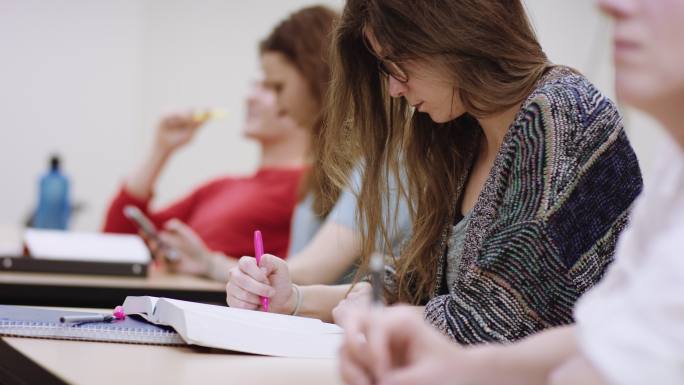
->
xmin=0 ymin=305 xmax=185 ymax=345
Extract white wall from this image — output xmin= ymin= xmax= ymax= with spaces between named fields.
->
xmin=0 ymin=0 xmax=662 ymax=231
xmin=0 ymin=0 xmax=342 ymax=231
xmin=136 ymin=0 xmax=343 ymax=216
xmin=0 ymin=0 xmax=145 ymax=230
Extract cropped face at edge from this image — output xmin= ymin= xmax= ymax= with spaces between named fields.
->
xmin=598 ymin=0 xmax=684 ymax=111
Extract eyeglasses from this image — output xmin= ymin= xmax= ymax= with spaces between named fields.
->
xmin=363 ymin=35 xmax=409 ymax=83
xmin=376 ymin=57 xmax=409 ymax=83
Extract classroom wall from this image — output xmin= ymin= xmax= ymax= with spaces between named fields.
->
xmin=0 ymin=0 xmax=145 ymax=231
xmin=0 ymin=0 xmax=343 ymax=231
xmin=0 ymin=0 xmax=664 ymax=232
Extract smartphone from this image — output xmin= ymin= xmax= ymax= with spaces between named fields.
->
xmin=123 ymin=205 xmax=179 ymax=262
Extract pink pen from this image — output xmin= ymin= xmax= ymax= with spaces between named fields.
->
xmin=253 ymin=230 xmax=270 ymax=312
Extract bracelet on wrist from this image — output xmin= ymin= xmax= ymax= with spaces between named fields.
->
xmin=290 ymin=284 xmax=303 ymax=316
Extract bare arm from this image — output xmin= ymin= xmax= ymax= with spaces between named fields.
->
xmin=293 ymin=284 xmax=352 ymax=323
xmin=468 ymin=326 xmax=578 ymax=385
xmin=205 ymin=252 xmax=238 ymax=282
xmin=289 ymin=222 xmax=361 ymax=285
xmin=125 ymin=112 xmax=204 ymax=200
xmin=154 ymin=219 xmax=237 ymax=281
xmin=125 ymin=146 xmax=172 ymax=200
xmin=548 ymin=354 xmax=608 ymax=385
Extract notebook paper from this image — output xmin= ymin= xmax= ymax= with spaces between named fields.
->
xmin=0 ymin=305 xmax=183 ymax=345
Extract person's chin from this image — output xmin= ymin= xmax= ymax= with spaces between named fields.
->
xmin=615 ymin=73 xmax=658 ymax=111
xmin=425 ymin=110 xmax=457 ymax=124
xmin=421 ymin=110 xmax=439 ymax=123
xmin=242 ymin=130 xmax=260 ymax=140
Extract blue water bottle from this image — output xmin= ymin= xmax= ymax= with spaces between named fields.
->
xmin=33 ymin=155 xmax=71 ymax=229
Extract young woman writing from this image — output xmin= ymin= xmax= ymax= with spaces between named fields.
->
xmin=227 ymin=0 xmax=642 ymax=348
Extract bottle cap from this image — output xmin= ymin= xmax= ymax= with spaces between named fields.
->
xmin=49 ymin=155 xmax=61 ymax=171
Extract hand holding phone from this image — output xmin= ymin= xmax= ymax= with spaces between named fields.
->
xmin=123 ymin=205 xmax=179 ymax=263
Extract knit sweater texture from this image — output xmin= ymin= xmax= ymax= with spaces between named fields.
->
xmin=391 ymin=67 xmax=643 ymax=344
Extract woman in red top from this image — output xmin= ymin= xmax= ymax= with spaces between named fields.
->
xmin=104 ymin=6 xmax=338 ymax=282
xmin=105 ymin=6 xmax=338 ymax=281
xmin=104 ymin=82 xmax=307 ymax=280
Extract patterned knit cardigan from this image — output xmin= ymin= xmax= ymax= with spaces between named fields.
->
xmin=390 ymin=67 xmax=643 ymax=344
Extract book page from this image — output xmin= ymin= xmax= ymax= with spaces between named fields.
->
xmin=122 ymin=296 xmax=160 ymax=322
xmin=158 ymin=298 xmax=343 ymax=358
xmin=165 ymin=298 xmax=342 ymax=334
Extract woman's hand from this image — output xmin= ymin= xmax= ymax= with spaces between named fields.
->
xmin=226 ymin=254 xmax=294 ymax=313
xmin=332 ymin=282 xmax=373 ymax=326
xmin=124 ymin=111 xmax=207 ymax=200
xmin=154 ymin=111 xmax=205 ymax=155
xmin=339 ymin=306 xmax=468 ymax=385
xmin=156 ymin=219 xmax=212 ymax=276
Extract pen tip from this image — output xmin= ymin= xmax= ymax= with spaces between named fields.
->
xmin=370 ymin=254 xmax=384 ymax=272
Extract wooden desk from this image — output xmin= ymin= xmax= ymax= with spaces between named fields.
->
xmin=0 ymin=336 xmax=344 ymax=385
xmin=0 ymin=269 xmax=226 ymax=308
xmin=0 ymin=305 xmax=345 ymax=384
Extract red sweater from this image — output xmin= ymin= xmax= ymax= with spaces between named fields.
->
xmin=103 ymin=168 xmax=304 ymax=259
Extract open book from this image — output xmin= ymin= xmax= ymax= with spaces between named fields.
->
xmin=122 ymin=296 xmax=343 ymax=359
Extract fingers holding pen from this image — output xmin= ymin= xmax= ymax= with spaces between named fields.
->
xmin=226 ymin=256 xmax=276 ymax=309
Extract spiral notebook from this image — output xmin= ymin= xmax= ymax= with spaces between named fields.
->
xmin=0 ymin=305 xmax=184 ymax=345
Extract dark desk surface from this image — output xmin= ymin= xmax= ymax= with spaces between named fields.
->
xmin=0 ymin=269 xmax=226 ymax=308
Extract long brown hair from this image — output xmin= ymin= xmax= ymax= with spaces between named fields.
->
xmin=317 ymin=0 xmax=551 ymax=304
xmin=260 ymin=5 xmax=339 ymax=206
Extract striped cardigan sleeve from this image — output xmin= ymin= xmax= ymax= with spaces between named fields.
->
xmin=424 ymin=76 xmax=643 ymax=344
